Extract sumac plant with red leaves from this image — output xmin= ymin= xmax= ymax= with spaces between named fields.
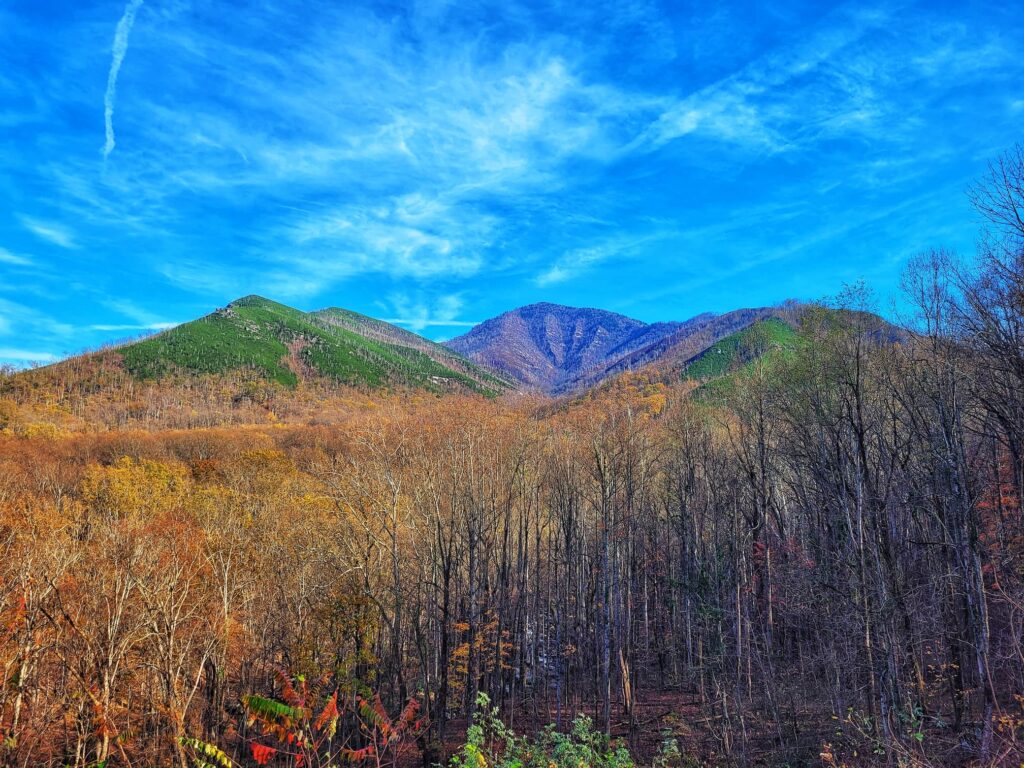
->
xmin=240 ymin=671 xmax=425 ymax=768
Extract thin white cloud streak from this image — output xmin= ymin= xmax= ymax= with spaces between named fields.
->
xmin=19 ymin=216 xmax=78 ymax=249
xmin=88 ymin=322 xmax=177 ymax=331
xmin=383 ymin=318 xmax=478 ymax=328
xmin=0 ymin=297 xmax=74 ymax=340
xmin=622 ymin=4 xmax=1015 ymax=158
xmin=631 ymin=180 xmax=969 ymax=307
xmin=103 ymin=0 xmax=145 ymax=160
xmin=0 ymin=348 xmax=58 ymax=363
xmin=101 ymin=297 xmax=173 ymax=326
xmin=625 ymin=6 xmax=888 ymax=154
xmin=0 ymin=248 xmax=32 ymax=266
xmin=536 ymin=232 xmax=676 ymax=286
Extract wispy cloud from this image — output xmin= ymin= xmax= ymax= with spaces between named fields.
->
xmin=19 ymin=216 xmax=78 ymax=249
xmin=0 ymin=348 xmax=58 ymax=364
xmin=626 ymin=6 xmax=884 ymax=154
xmin=88 ymin=322 xmax=177 ymax=331
xmin=0 ymin=297 xmax=74 ymax=342
xmin=536 ymin=232 xmax=675 ymax=287
xmin=625 ymin=5 xmax=1013 ymax=160
xmin=101 ymin=297 xmax=173 ymax=326
xmin=103 ymin=0 xmax=145 ymax=160
xmin=382 ymin=293 xmax=474 ymax=332
xmin=383 ymin=318 xmax=478 ymax=329
xmin=29 ymin=14 xmax=672 ymax=298
xmin=0 ymin=248 xmax=32 ymax=267
xmin=278 ymin=195 xmax=494 ymax=290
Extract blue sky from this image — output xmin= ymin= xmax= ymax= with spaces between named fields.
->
xmin=1 ymin=0 xmax=1022 ymax=364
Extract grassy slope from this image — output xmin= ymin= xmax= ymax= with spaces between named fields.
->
xmin=121 ymin=296 xmax=504 ymax=395
xmin=312 ymin=308 xmax=513 ymax=392
xmin=683 ymin=317 xmax=799 ymax=386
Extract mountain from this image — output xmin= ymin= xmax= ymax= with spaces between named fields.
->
xmin=116 ymin=295 xmax=513 ymax=395
xmin=567 ymin=307 xmax=780 ymax=391
xmin=445 ymin=302 xmax=786 ymax=394
xmin=17 ymin=298 xmax=900 ymax=402
xmin=444 ymin=303 xmax=684 ymax=393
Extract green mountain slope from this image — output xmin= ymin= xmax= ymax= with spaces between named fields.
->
xmin=311 ymin=308 xmax=515 ymax=392
xmin=680 ymin=308 xmax=905 ymax=402
xmin=683 ymin=317 xmax=799 ymax=382
xmin=119 ymin=296 xmax=511 ymax=395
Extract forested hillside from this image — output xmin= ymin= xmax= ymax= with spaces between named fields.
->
xmin=6 ymin=295 xmax=512 ymax=402
xmin=1 ymin=151 xmax=1024 ymax=768
xmin=444 ymin=302 xmax=672 ymax=392
xmin=443 ymin=304 xmax=789 ymax=395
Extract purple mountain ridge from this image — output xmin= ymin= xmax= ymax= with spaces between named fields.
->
xmin=445 ymin=302 xmax=778 ymax=395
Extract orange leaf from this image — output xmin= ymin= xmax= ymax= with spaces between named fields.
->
xmin=315 ymin=691 xmax=339 ymax=732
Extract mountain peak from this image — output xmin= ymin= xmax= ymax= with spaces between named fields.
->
xmin=443 ymin=303 xmax=795 ymax=394
xmin=445 ymin=303 xmax=665 ymax=393
xmin=507 ymin=302 xmax=639 ymax=321
xmin=85 ymin=297 xmax=516 ymax=395
xmin=227 ymin=295 xmax=291 ymax=311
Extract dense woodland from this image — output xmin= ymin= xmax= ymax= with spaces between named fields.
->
xmin=2 ymin=150 xmax=1024 ymax=767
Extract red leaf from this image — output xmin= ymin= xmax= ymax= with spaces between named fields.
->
xmin=344 ymin=744 xmax=378 ymax=763
xmin=252 ymin=743 xmax=277 ymax=766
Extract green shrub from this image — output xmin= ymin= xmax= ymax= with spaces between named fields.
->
xmin=451 ymin=694 xmax=645 ymax=768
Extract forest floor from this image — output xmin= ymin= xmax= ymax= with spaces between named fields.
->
xmin=437 ymin=689 xmax=1024 ymax=767
xmin=425 ymin=688 xmax=827 ymax=767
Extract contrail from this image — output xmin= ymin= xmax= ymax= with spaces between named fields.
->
xmin=102 ymin=0 xmax=144 ymax=160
